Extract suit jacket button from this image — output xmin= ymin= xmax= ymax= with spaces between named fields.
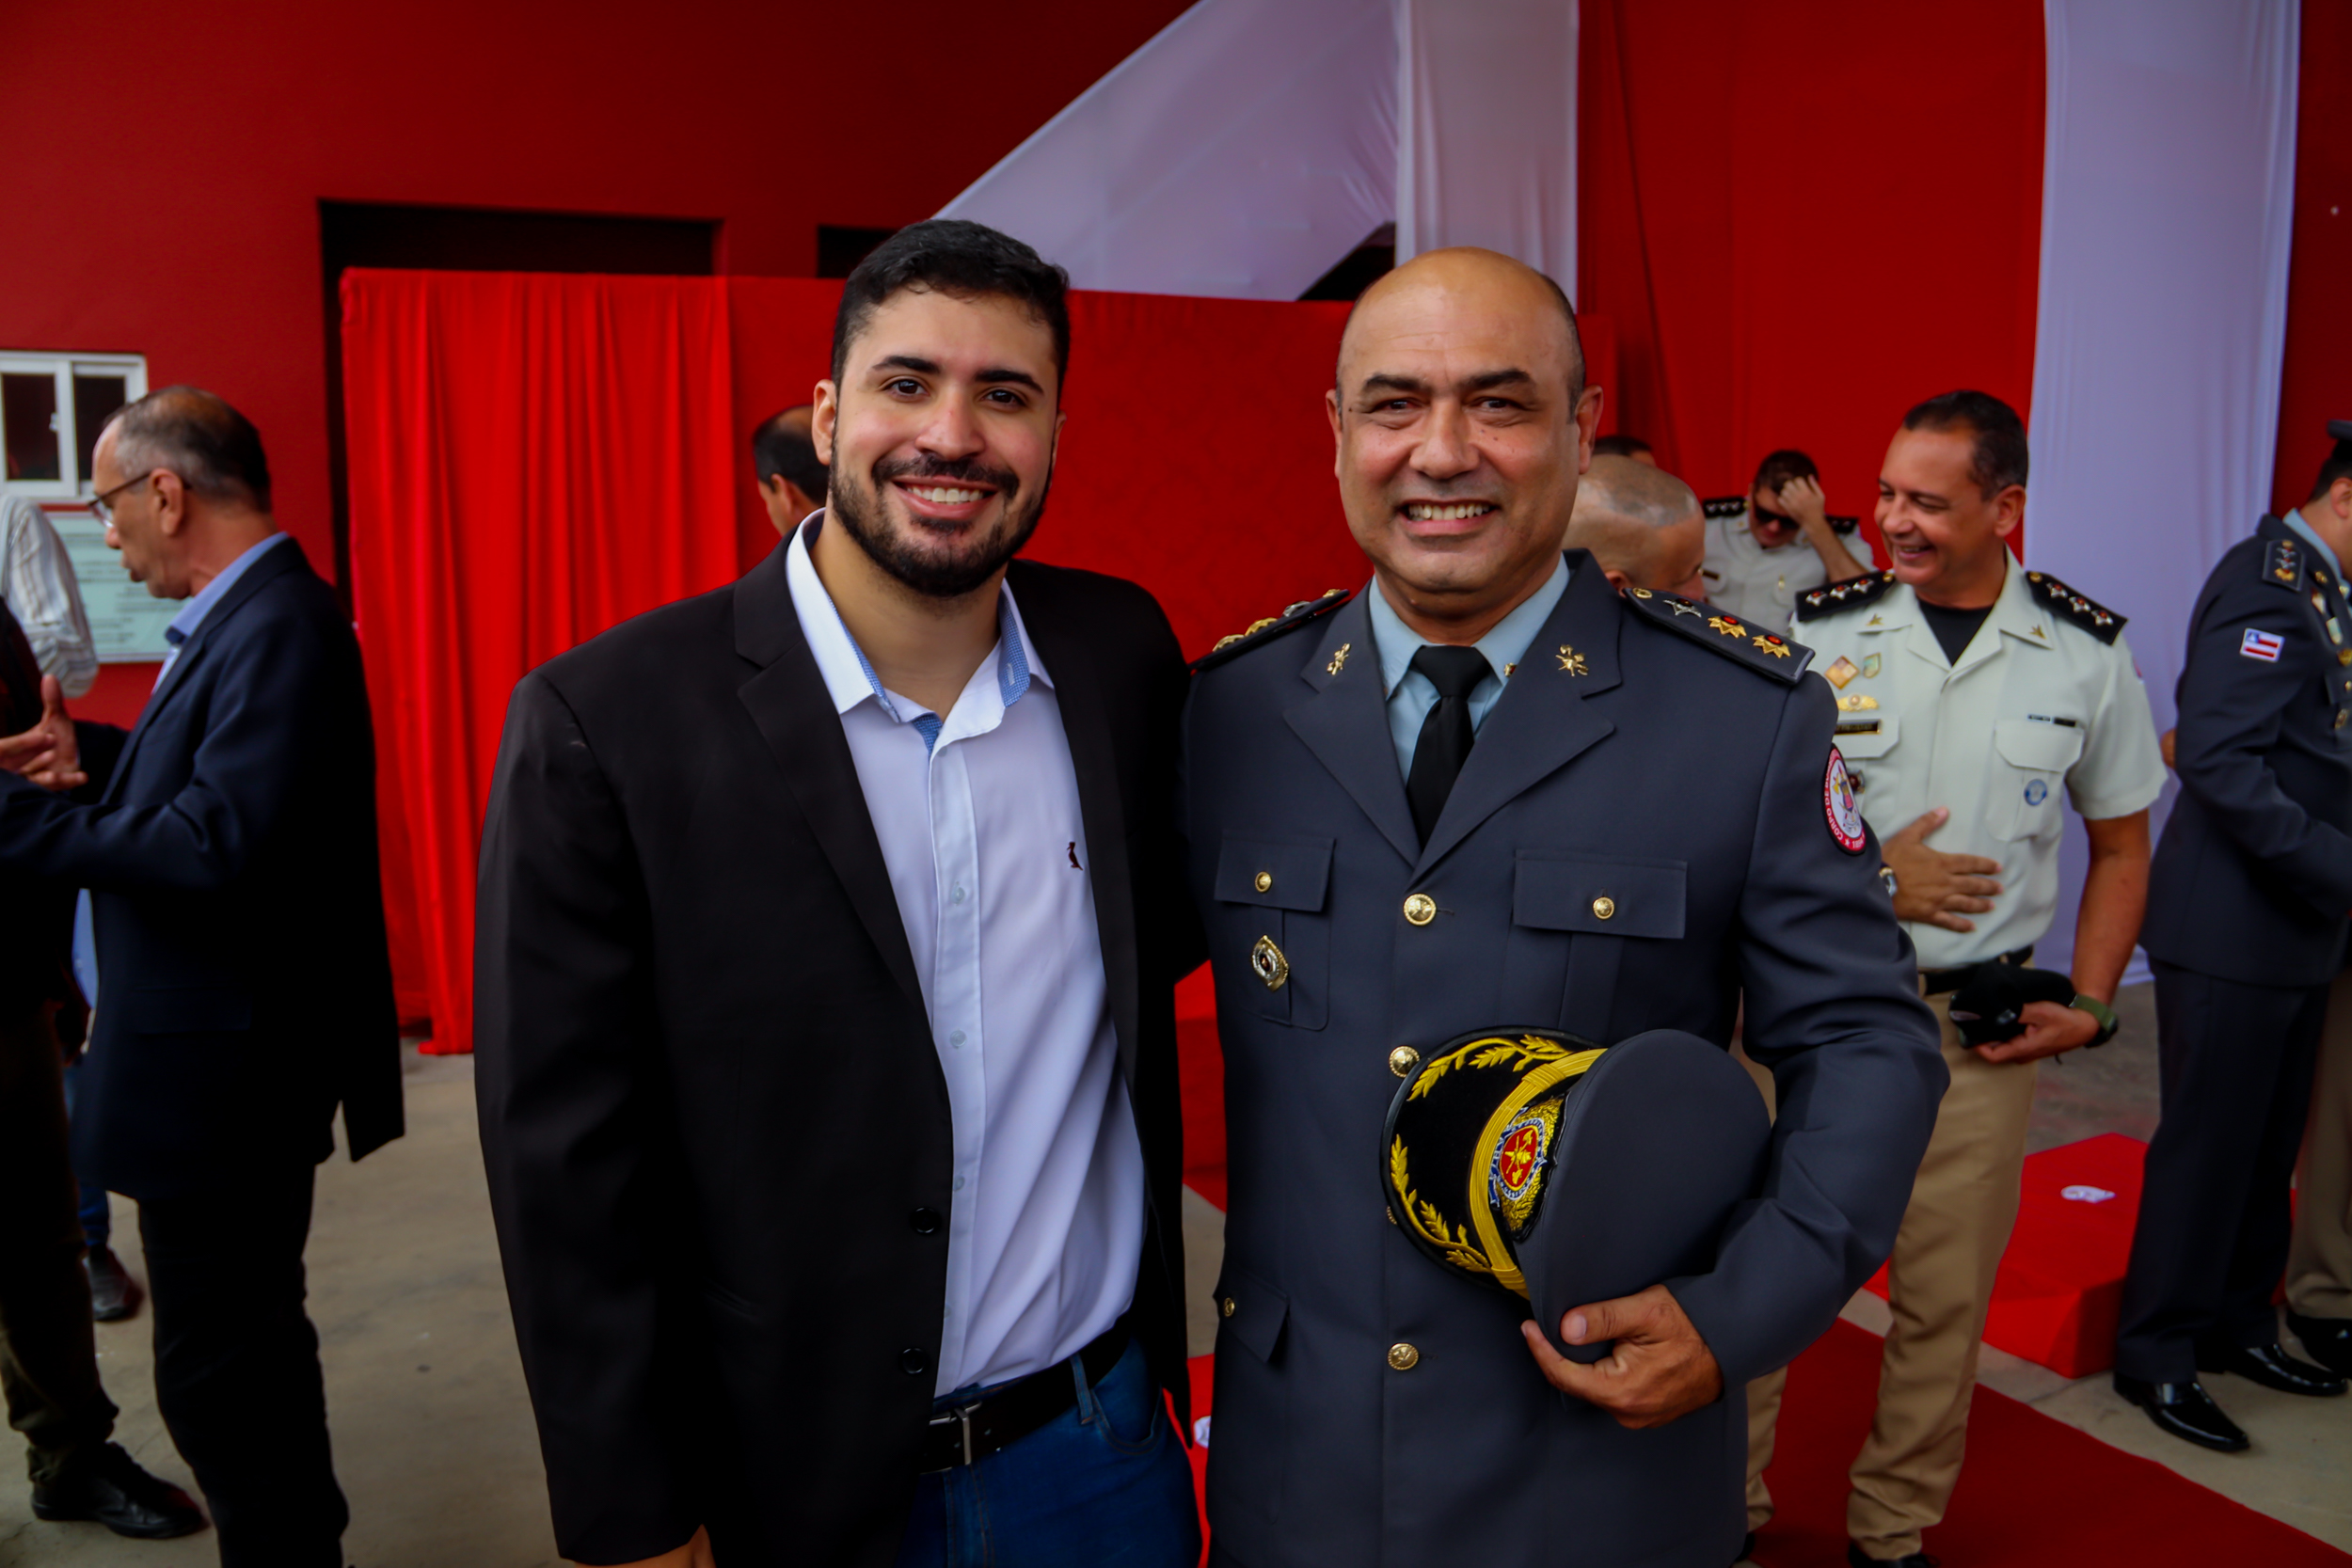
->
xmin=1389 ymin=1046 xmax=1420 ymax=1077
xmin=1388 ymin=1342 xmax=1421 ymax=1370
xmin=900 ymin=1348 xmax=929 ymax=1376
xmin=1255 ymin=871 xmax=1273 ymax=893
xmin=1402 ymin=893 xmax=1437 ymax=926
xmin=1592 ymin=895 xmax=1616 ymax=920
xmin=1220 ymin=1296 xmax=1237 ymax=1318
xmin=910 ymin=1207 xmax=942 ymax=1235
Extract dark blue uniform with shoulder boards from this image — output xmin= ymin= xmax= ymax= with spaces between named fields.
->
xmin=2118 ymin=514 xmax=2352 ymax=1386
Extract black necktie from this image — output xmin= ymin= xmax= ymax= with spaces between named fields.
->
xmin=1405 ymin=644 xmax=1491 ymax=845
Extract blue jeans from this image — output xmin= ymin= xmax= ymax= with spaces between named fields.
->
xmin=896 ymin=1338 xmax=1200 ymax=1568
xmin=59 ymin=1053 xmax=109 ymax=1248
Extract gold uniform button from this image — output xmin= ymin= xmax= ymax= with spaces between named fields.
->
xmin=1254 ymin=871 xmax=1273 ymax=893
xmin=1220 ymin=1296 xmax=1237 ymax=1319
xmin=1403 ymin=893 xmax=1438 ymax=926
xmin=1389 ymin=1045 xmax=1420 ymax=1078
xmin=1388 ymin=1342 xmax=1421 ymax=1371
xmin=1592 ymin=895 xmax=1616 ymax=921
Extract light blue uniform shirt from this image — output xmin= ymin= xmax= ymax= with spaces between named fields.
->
xmin=2282 ymin=509 xmax=2344 ymax=583
xmin=72 ymin=533 xmax=292 ymax=1007
xmin=1365 ymin=554 xmax=1571 ymax=778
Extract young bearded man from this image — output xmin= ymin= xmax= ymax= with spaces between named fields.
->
xmin=1772 ymin=391 xmax=2165 ymax=1566
xmin=476 ymin=221 xmax=1200 ymax=1568
xmin=1180 ymin=247 xmax=1943 ymax=1568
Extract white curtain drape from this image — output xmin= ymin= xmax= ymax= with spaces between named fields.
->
xmin=2026 ymin=0 xmax=2300 ymax=979
xmin=1395 ymin=0 xmax=1578 ymax=284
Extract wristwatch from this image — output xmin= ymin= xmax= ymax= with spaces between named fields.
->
xmin=2069 ymin=992 xmax=2120 ymax=1048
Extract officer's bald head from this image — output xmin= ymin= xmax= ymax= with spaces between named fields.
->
xmin=1337 ymin=248 xmax=1584 ymax=406
xmin=1567 ymin=455 xmax=1707 ymax=599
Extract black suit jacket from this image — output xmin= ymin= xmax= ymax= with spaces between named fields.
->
xmin=0 ymin=601 xmax=75 ymax=1005
xmin=2143 ymin=515 xmax=2352 ymax=988
xmin=474 ymin=546 xmax=1195 ymax=1567
xmin=0 ymin=538 xmax=401 ymax=1198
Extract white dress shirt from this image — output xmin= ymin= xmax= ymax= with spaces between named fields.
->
xmin=786 ymin=517 xmax=1143 ymax=1396
xmin=0 ymin=495 xmax=98 ymax=698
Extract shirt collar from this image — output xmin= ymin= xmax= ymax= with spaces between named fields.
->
xmin=785 ymin=513 xmax=1045 ymax=737
xmin=1367 ymin=553 xmax=1571 ymax=697
xmin=167 ymin=532 xmax=290 ymax=650
xmin=2282 ymin=510 xmax=2345 ymax=582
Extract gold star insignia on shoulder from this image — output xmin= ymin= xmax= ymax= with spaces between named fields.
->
xmin=1708 ymin=615 xmax=1743 ymax=637
xmin=1327 ymin=642 xmax=1351 ymax=676
xmin=1752 ymin=635 xmax=1792 ymax=657
xmin=1667 ymin=598 xmax=1702 ymax=617
xmin=1556 ymin=645 xmax=1589 ymax=676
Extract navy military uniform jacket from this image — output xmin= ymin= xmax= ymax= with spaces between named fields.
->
xmin=1182 ymin=556 xmax=1945 ymax=1568
xmin=2143 ymin=515 xmax=2352 ymax=987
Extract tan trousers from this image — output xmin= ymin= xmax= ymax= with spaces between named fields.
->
xmin=1732 ymin=1041 xmax=1786 ymax=1535
xmin=2286 ymin=970 xmax=2352 ymax=1319
xmin=1743 ymin=996 xmax=2038 ymax=1560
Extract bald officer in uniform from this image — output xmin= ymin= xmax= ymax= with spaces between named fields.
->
xmin=1700 ymin=450 xmax=1871 ymax=634
xmin=1181 ymin=247 xmax=1945 ymax=1568
xmin=1565 ymin=453 xmax=1708 ymax=599
xmin=2114 ymin=424 xmax=2352 ymax=1448
xmin=1775 ymin=390 xmax=2164 ymax=1568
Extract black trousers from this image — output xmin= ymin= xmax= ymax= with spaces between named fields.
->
xmin=2116 ymin=960 xmax=2328 ymax=1381
xmin=0 ymin=1001 xmax=117 ymax=1486
xmin=139 ymin=1163 xmax=347 ymax=1567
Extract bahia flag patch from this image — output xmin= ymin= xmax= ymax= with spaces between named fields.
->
xmin=2240 ymin=627 xmax=2284 ymax=663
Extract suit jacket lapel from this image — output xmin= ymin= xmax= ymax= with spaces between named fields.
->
xmin=1414 ymin=556 xmax=1622 ymax=871
xmin=105 ymin=538 xmax=308 ymax=805
xmin=731 ymin=546 xmax=925 ymax=1009
xmin=1010 ymin=564 xmax=1141 ymax=1089
xmin=1285 ymin=592 xmax=1422 ymax=866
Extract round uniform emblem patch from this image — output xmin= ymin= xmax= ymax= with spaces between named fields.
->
xmin=2024 ymin=778 xmax=2049 ymax=807
xmin=1824 ymin=749 xmax=1867 ymax=854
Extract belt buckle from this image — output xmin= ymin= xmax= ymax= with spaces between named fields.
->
xmin=926 ymin=1400 xmax=984 ymax=1471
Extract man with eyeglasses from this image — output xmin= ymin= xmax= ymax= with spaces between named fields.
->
xmin=1700 ymin=448 xmax=1871 ymax=633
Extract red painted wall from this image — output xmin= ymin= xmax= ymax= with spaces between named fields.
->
xmin=0 ymin=0 xmax=1190 ymax=593
xmin=2273 ymin=0 xmax=2352 ymax=514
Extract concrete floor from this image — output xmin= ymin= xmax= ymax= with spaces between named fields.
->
xmin=4 ymin=985 xmax=2345 ymax=1564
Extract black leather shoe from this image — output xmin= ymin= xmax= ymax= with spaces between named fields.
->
xmin=1846 ymin=1544 xmax=1938 ymax=1567
xmin=84 ymin=1244 xmax=141 ymax=1323
xmin=2284 ymin=1311 xmax=2352 ymax=1379
xmin=30 ymin=1443 xmax=205 ymax=1539
xmin=2113 ymin=1373 xmax=2250 ymax=1452
xmin=2197 ymin=1340 xmax=2349 ymax=1397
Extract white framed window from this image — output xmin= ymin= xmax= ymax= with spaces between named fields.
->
xmin=0 ymin=353 xmax=149 ymax=499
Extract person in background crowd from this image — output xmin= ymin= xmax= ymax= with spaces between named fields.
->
xmin=0 ymin=494 xmax=98 ymax=699
xmin=1564 ymin=452 xmax=1708 ymax=598
xmin=0 ymin=388 xmax=403 ymax=1567
xmin=1181 ymin=245 xmax=1942 ymax=1568
xmin=0 ymin=594 xmax=202 ymax=1544
xmin=476 ymin=220 xmax=1200 ymax=1568
xmin=2285 ymin=956 xmax=2352 ymax=1379
xmin=2116 ymin=420 xmax=2352 ymax=1448
xmin=752 ymin=404 xmax=829 ymax=537
xmin=0 ymin=494 xmax=122 ymax=1315
xmin=1702 ymin=448 xmax=1871 ymax=634
xmin=1776 ymin=389 xmax=2163 ymax=1568
xmin=1590 ymin=432 xmax=1656 ymax=465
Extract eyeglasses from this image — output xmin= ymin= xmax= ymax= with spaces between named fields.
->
xmin=88 ymin=469 xmax=159 ymax=525
xmin=1752 ymin=507 xmax=1797 ymax=531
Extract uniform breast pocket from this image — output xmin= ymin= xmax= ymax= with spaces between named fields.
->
xmin=1509 ymin=855 xmax=1687 ymax=1037
xmin=1992 ymin=718 xmax=2083 ymax=842
xmin=1214 ymin=832 xmax=1334 ymax=1030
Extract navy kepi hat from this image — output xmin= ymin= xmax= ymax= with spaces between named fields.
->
xmin=1381 ymin=1026 xmax=1772 ymax=1361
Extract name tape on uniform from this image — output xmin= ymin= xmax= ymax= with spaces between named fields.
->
xmin=2241 ymin=627 xmax=2284 ymax=663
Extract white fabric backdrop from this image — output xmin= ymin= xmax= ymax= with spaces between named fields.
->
xmin=935 ymin=0 xmax=1395 ymax=299
xmin=1396 ymin=0 xmax=1579 ymax=282
xmin=2026 ymin=0 xmax=2300 ymax=979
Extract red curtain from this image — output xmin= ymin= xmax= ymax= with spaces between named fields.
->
xmin=342 ymin=270 xmax=741 ymax=1053
xmin=2271 ymin=0 xmax=2351 ymax=514
xmin=1579 ymin=0 xmax=2045 ymax=559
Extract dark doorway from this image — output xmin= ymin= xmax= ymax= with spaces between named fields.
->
xmin=319 ymin=201 xmax=719 ymax=594
xmin=1300 ymin=223 xmax=1395 ymax=303
xmin=817 ymin=225 xmax=898 ymax=279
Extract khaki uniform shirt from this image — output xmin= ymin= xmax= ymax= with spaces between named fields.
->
xmin=1701 ymin=500 xmax=1831 ymax=635
xmin=1791 ymin=556 xmax=2166 ymax=972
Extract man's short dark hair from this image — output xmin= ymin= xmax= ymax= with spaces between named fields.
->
xmin=2311 ymin=438 xmax=2352 ymax=504
xmin=830 ymin=220 xmax=1071 ymax=390
xmin=103 ymin=385 xmax=271 ymax=512
xmin=752 ymin=406 xmax=827 ymax=498
xmin=1901 ymin=390 xmax=2029 ymax=498
xmin=1593 ymin=434 xmax=1652 ymax=460
xmin=1751 ymin=449 xmax=1820 ymax=498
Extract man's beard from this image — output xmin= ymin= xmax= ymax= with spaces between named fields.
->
xmin=828 ymin=452 xmax=1050 ymax=599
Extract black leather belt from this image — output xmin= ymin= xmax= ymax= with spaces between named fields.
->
xmin=916 ymin=1320 xmax=1129 ymax=1474
xmin=1921 ymin=945 xmax=2035 ymax=997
